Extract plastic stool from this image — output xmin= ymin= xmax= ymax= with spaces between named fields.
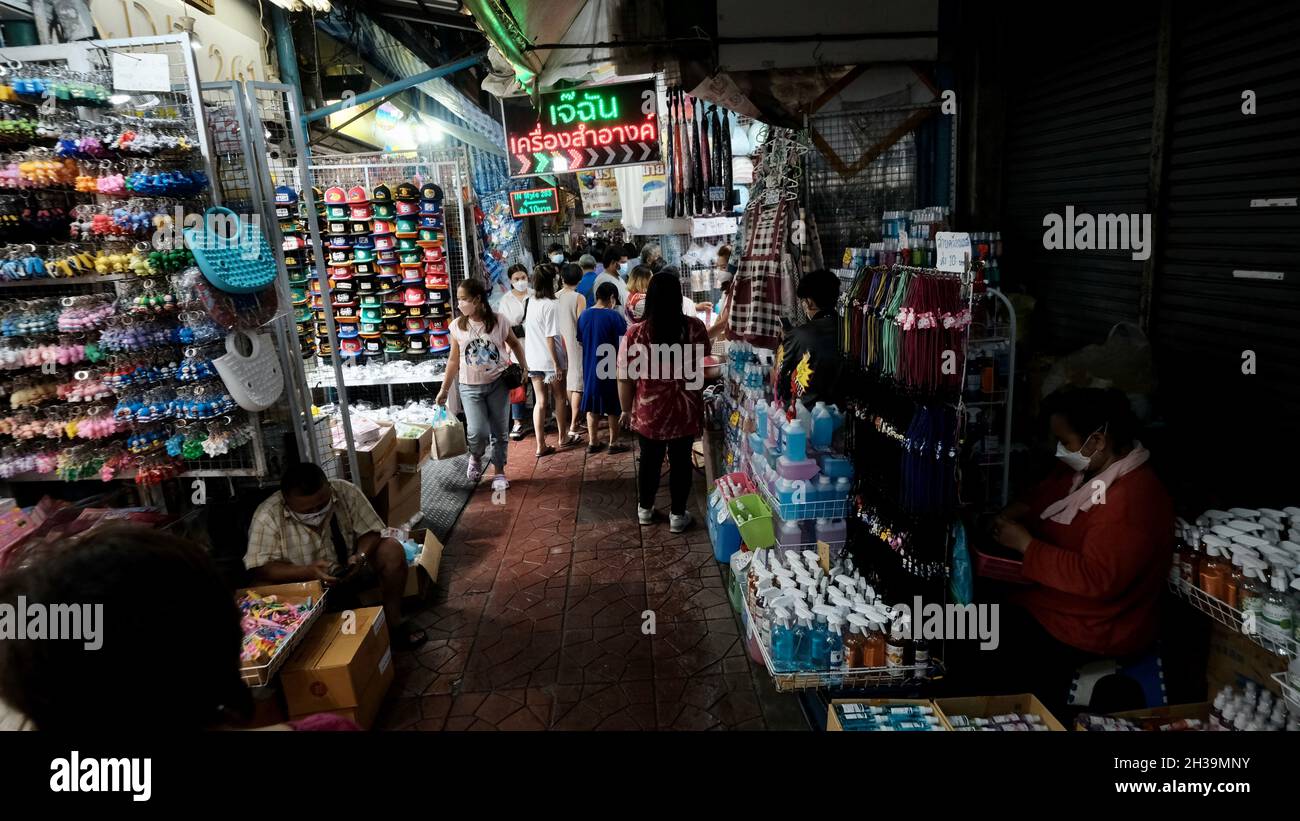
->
xmin=1068 ymin=649 xmax=1167 ymax=709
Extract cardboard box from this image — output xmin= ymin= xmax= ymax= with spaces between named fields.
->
xmin=395 ymin=424 xmax=432 ymax=472
xmin=826 ymin=698 xmax=944 ymax=731
xmin=1205 ymin=621 xmax=1287 ymax=697
xmin=370 ymin=471 xmax=423 ymax=528
xmin=330 ymin=414 xmax=383 ymax=450
xmin=934 ymin=693 xmax=1067 ymax=731
xmin=281 ymin=606 xmax=393 ymax=729
xmin=339 ymin=423 xmax=397 ymax=496
xmin=429 ymin=420 xmax=467 ymax=460
xmin=403 ymin=528 xmax=444 ymax=598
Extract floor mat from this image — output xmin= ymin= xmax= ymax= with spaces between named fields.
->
xmin=417 ymin=454 xmax=475 ymax=541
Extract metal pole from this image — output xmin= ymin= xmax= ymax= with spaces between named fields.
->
xmin=270 ymin=5 xmax=303 ymax=93
xmin=987 ymin=287 xmax=1016 ymax=508
xmin=303 ymin=53 xmax=486 ymax=124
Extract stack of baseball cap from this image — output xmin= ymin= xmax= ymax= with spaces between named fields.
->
xmin=276 ymin=184 xmax=315 ymax=360
xmin=419 ymin=182 xmax=451 ymax=353
xmin=389 ymin=181 xmax=426 ymax=355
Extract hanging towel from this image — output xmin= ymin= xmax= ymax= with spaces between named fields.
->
xmin=615 ymin=164 xmax=646 ymax=232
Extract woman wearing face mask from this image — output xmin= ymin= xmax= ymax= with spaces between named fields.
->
xmin=498 ymin=263 xmax=533 ymax=440
xmin=437 ymin=278 xmax=529 ymax=490
xmin=774 ymin=268 xmax=845 ymax=409
xmin=984 ymin=387 xmax=1172 ymax=713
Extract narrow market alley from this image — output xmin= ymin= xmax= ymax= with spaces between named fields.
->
xmin=376 ymin=440 xmax=806 ymax=731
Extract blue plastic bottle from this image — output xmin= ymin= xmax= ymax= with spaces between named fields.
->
xmin=783 ymin=420 xmax=807 ymax=462
xmin=813 ymin=474 xmax=834 ymax=503
xmin=811 ymin=401 xmax=834 ymax=451
xmin=771 ymin=606 xmax=797 ymax=673
xmin=755 ymin=403 xmax=768 ymax=445
xmin=793 ymin=608 xmax=813 ymax=671
xmin=808 ymin=612 xmax=830 ymax=672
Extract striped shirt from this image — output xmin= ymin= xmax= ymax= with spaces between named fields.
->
xmin=244 ymin=479 xmax=385 ymax=570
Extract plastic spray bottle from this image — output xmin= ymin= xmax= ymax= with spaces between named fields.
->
xmin=793 ymin=604 xmax=814 ymax=670
xmin=771 ymin=605 xmax=796 ymax=673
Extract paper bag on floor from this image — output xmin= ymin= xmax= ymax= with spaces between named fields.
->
xmin=430 ymin=418 xmax=467 ymax=459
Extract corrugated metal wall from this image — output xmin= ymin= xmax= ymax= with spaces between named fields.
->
xmin=1000 ymin=5 xmax=1160 ymax=351
xmin=998 ymin=0 xmax=1300 ymax=504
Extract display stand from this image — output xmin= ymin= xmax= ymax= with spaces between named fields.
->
xmin=0 ymin=35 xmax=276 ymax=500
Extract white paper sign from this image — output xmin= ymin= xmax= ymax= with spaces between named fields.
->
xmin=692 ymin=216 xmax=738 ymax=237
xmin=935 ymin=231 xmax=972 ymax=273
xmin=110 ymin=51 xmax=172 ymax=93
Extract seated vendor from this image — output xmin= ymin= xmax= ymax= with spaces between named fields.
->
xmin=987 ymin=387 xmax=1172 ymax=707
xmin=775 ymin=268 xmax=845 ymax=408
xmin=245 ymin=463 xmax=425 ymax=649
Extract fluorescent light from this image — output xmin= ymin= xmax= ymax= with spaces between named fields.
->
xmin=109 ymin=94 xmax=131 ymax=105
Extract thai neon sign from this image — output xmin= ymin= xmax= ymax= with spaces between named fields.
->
xmin=502 ymin=79 xmax=661 ymax=178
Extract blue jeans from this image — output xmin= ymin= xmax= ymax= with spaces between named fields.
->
xmin=457 ymin=376 xmax=510 ymax=471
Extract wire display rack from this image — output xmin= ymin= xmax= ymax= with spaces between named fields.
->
xmin=1271 ymin=672 xmax=1300 ymax=713
xmin=739 ymin=583 xmax=936 ymax=692
xmin=239 ymin=591 xmax=328 ymax=688
xmin=1168 ymin=576 xmax=1299 ymax=658
xmin=757 ymin=479 xmax=850 ymax=522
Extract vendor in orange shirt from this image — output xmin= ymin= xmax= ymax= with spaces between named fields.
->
xmin=988 ymin=387 xmax=1172 ymax=707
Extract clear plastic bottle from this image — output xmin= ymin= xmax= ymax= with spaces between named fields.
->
xmin=843 ymin=614 xmax=868 ymax=668
xmin=771 ymin=605 xmax=796 ymax=673
xmin=1239 ymin=563 xmax=1268 ymax=631
xmin=793 ymin=605 xmax=814 ymax=670
xmin=1199 ymin=542 xmax=1229 ymax=599
xmin=824 ymin=612 xmax=845 ymax=686
xmin=1262 ymin=571 xmax=1294 ymax=641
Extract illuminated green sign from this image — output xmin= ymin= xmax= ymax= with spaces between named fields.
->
xmin=549 ymin=89 xmax=619 ymax=125
xmin=509 ymin=187 xmax=560 ymax=218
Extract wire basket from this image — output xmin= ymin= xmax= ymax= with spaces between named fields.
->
xmin=239 ymin=590 xmax=327 ymax=688
xmin=757 ymin=478 xmax=850 ymax=522
xmin=1168 ymin=577 xmax=1299 ymax=658
xmin=740 ymin=582 xmax=935 ymax=692
xmin=1271 ymin=672 xmax=1300 ymax=713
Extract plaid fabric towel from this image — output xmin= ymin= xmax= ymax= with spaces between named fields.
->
xmin=730 ymin=199 xmax=786 ymax=349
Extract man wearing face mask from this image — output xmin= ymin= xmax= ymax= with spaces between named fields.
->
xmin=774 ymin=268 xmax=845 ymax=409
xmin=245 ymin=463 xmax=425 ymax=649
xmin=546 ymin=243 xmax=567 ymax=265
xmin=984 ymin=387 xmax=1171 ymax=711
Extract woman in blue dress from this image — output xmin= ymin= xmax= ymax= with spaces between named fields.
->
xmin=577 ymin=281 xmax=628 ymax=454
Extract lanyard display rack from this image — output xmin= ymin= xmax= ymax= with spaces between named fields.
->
xmin=0 ymin=36 xmax=271 ymax=505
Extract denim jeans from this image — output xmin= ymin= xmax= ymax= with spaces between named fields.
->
xmin=458 ymin=376 xmax=510 ymax=471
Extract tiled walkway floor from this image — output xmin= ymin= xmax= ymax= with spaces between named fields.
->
xmin=376 ymin=437 xmax=808 ymax=731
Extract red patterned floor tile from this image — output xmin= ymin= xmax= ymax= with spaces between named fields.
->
xmin=550 ymin=680 xmax=657 ymax=730
xmin=651 ymin=617 xmax=746 ymax=679
xmin=375 ymin=696 xmax=422 ymax=730
xmin=646 ymin=577 xmax=735 ymax=623
xmin=644 ymin=540 xmax=722 ymax=581
xmin=558 ymin=625 xmax=654 ymax=684
xmin=569 ymin=548 xmax=645 ymax=585
xmin=479 ymin=584 xmax=567 ymax=634
xmin=407 ymin=593 xmax=486 ymax=640
xmin=564 ymin=580 xmax=649 ymax=631
xmin=654 ymin=673 xmax=766 ymax=730
xmin=460 ymin=628 xmax=562 ymax=692
xmin=443 ymin=688 xmax=554 ymax=731
xmin=392 ymin=637 xmax=471 ymax=696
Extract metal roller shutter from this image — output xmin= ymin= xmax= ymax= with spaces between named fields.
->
xmin=1000 ymin=7 xmax=1160 ymax=352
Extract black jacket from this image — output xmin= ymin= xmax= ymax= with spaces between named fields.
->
xmin=776 ymin=310 xmax=844 ymax=408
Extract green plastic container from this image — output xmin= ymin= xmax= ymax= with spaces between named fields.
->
xmin=728 ymin=493 xmax=775 ymax=550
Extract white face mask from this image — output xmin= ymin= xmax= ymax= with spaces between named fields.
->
xmin=550 ymin=253 xmax=565 ymax=264
xmin=292 ymin=501 xmax=332 ymax=528
xmin=512 ymin=279 xmax=529 ymax=292
xmin=1055 ymin=427 xmax=1103 ymax=472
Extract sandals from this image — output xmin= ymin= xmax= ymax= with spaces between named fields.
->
xmin=561 ymin=432 xmax=582 ymax=448
xmin=607 ymin=443 xmax=629 ymax=454
xmin=535 ymin=445 xmax=556 ymax=457
xmin=587 ymin=442 xmax=606 ymax=454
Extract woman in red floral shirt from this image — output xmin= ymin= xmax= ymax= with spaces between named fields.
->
xmin=617 ymin=271 xmax=709 ymax=533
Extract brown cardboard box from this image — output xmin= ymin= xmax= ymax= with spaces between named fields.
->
xmin=339 ymin=423 xmax=397 ymax=496
xmin=934 ymin=693 xmax=1067 ymax=731
xmin=826 ymin=698 xmax=944 ymax=731
xmin=1205 ymin=621 xmax=1287 ymax=697
xmin=395 ymin=424 xmax=432 ymax=472
xmin=402 ymin=528 xmax=444 ymax=598
xmin=429 ymin=420 xmax=467 ymax=460
xmin=370 ymin=471 xmax=422 ymax=528
xmin=281 ymin=606 xmax=393 ymax=729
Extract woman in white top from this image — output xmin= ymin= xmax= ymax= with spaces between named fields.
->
xmin=522 ymin=263 xmax=573 ymax=455
xmin=555 ymin=263 xmax=586 ymax=442
xmin=497 ymin=263 xmax=532 ymax=440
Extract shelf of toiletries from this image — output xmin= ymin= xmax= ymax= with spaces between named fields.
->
xmin=1167 ymin=577 xmax=1298 ymax=658
xmin=734 ymin=546 xmax=938 ymax=693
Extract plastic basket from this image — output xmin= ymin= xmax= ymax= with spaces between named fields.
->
xmin=185 ymin=207 xmax=279 ymax=294
xmin=758 ymin=479 xmax=849 ymax=522
xmin=728 ymin=493 xmax=775 ymax=549
xmin=972 ymin=545 xmax=1029 ymax=584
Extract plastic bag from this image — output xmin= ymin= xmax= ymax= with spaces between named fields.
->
xmin=1040 ymin=322 xmax=1155 ymax=420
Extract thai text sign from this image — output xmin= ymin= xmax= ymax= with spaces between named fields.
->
xmin=503 ymin=80 xmax=660 ymax=178
xmin=509 ymin=187 xmax=560 ymax=218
